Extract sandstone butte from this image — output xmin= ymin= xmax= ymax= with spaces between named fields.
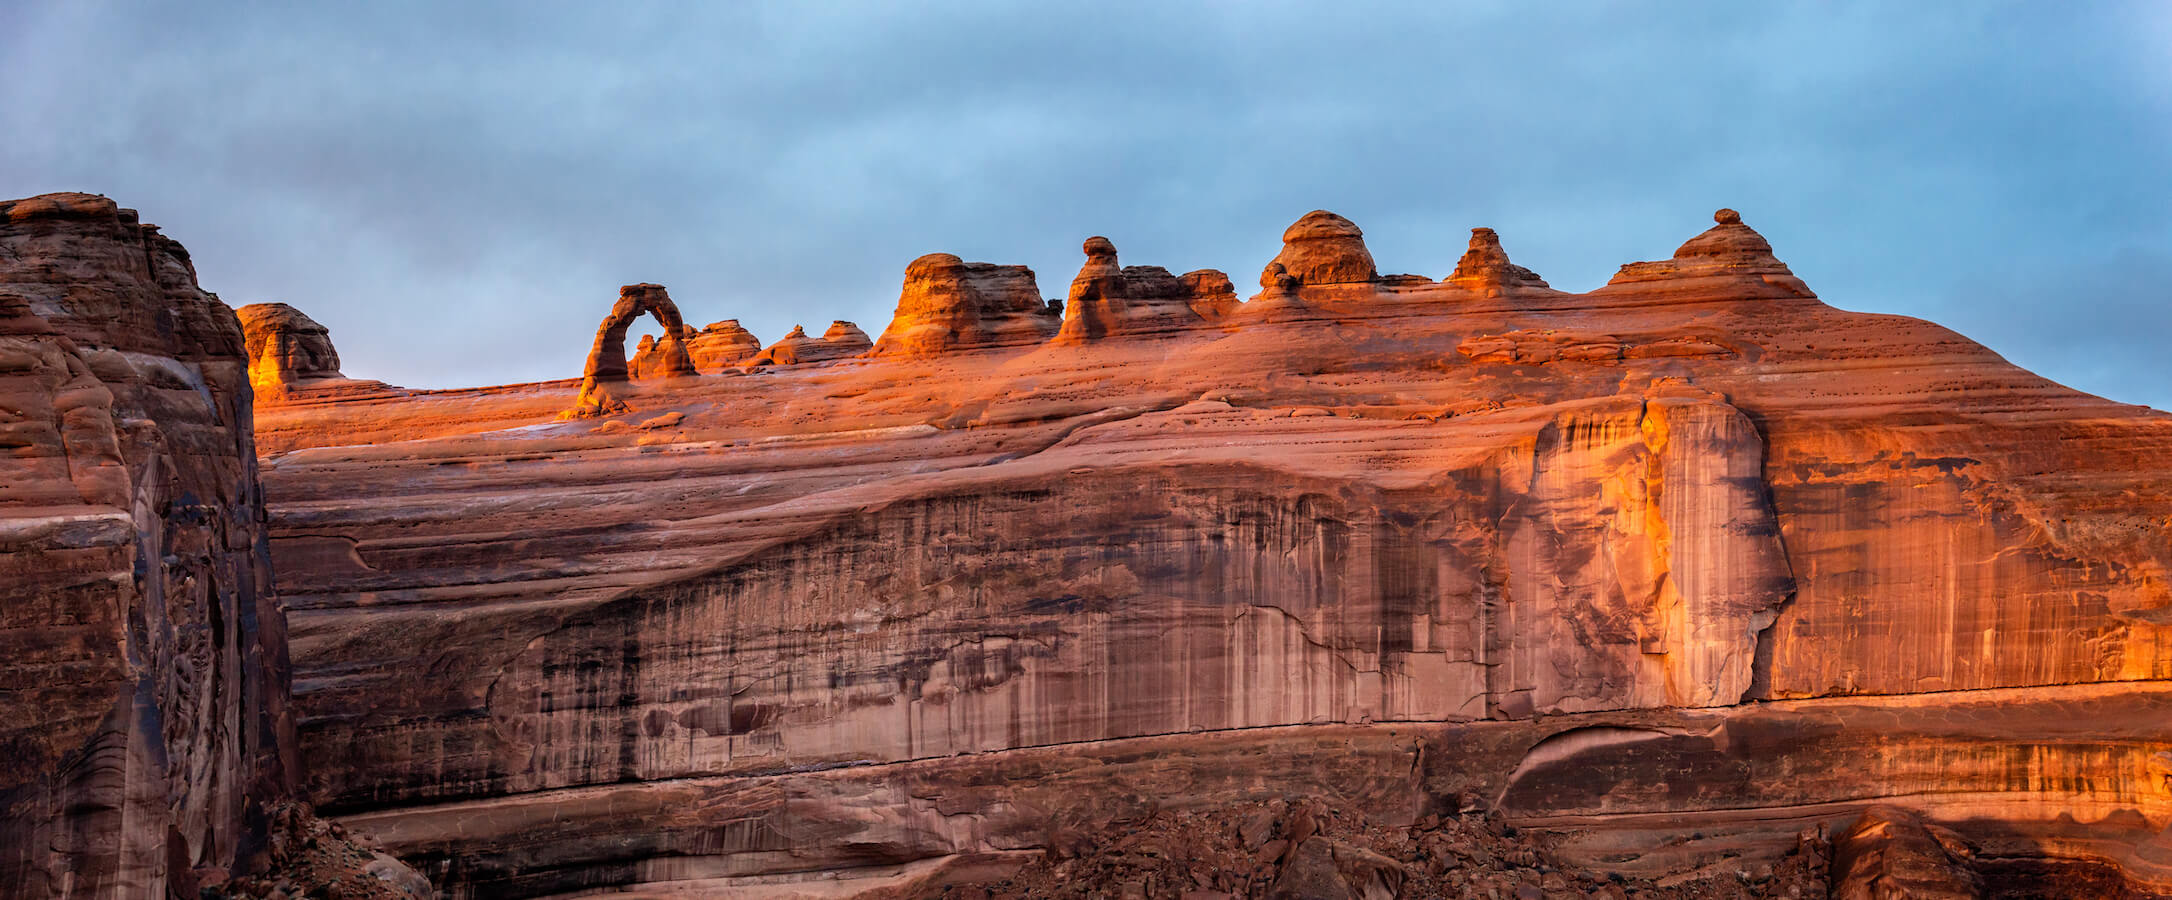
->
xmin=4 ymin=193 xmax=2171 ymax=899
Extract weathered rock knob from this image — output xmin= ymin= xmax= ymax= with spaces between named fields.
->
xmin=1715 ymin=208 xmax=1742 ymax=225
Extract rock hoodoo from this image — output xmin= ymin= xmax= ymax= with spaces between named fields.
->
xmin=870 ymin=252 xmax=1058 ymax=357
xmin=1446 ymin=227 xmax=1552 ymax=296
xmin=1056 ymin=237 xmax=1223 ymax=342
xmin=569 ymin=282 xmax=696 ymax=417
xmin=1055 ymin=236 xmax=1130 ymax=342
xmin=1265 ymin=209 xmax=1378 ymax=286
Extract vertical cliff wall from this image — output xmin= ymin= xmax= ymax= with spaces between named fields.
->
xmin=0 ymin=193 xmax=291 ymax=899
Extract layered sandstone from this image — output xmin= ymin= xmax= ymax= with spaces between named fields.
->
xmin=1054 ymin=237 xmax=1224 ymax=342
xmin=748 ymin=320 xmax=872 ymax=367
xmin=685 ymin=319 xmax=762 ymax=372
xmin=0 ymin=193 xmax=291 ymax=898
xmin=1267 ymin=209 xmax=1378 ymax=286
xmin=1446 ymin=227 xmax=1552 ymax=297
xmin=227 ymin=206 xmax=2172 ymax=898
xmin=870 ymin=253 xmax=1059 ymax=356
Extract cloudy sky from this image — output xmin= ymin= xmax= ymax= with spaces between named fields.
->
xmin=6 ymin=2 xmax=2169 ymax=407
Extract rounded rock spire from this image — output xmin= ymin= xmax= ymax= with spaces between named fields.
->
xmin=1715 ymin=208 xmax=1742 ymax=225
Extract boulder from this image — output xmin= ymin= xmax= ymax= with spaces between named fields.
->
xmin=1830 ymin=807 xmax=1981 ymax=900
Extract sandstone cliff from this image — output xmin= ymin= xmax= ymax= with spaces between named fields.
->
xmin=236 ymin=207 xmax=2172 ymax=897
xmin=0 ymin=193 xmax=291 ymax=898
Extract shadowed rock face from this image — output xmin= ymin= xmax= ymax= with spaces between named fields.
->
xmin=39 ymin=200 xmax=2172 ymax=897
xmin=0 ymin=193 xmax=290 ymax=899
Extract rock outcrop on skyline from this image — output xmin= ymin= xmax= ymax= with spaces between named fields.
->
xmin=236 ymin=303 xmax=401 ymax=405
xmin=685 ymin=319 xmax=761 ymax=372
xmin=748 ymin=320 xmax=872 ymax=367
xmin=569 ymin=282 xmax=695 ymax=417
xmin=12 ymin=191 xmax=2172 ymax=899
xmin=871 ymin=252 xmax=1059 ymax=356
xmin=0 ymin=193 xmax=291 ymax=899
xmin=1266 ymin=209 xmax=1378 ymax=287
xmin=1446 ymin=227 xmax=1553 ymax=296
xmin=1054 ymin=237 xmax=1219 ymax=342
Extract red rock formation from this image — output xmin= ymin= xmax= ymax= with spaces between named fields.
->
xmin=748 ymin=320 xmax=871 ymax=367
xmin=685 ymin=319 xmax=761 ymax=372
xmin=1054 ymin=237 xmax=1216 ymax=342
xmin=1266 ymin=209 xmax=1377 ymax=286
xmin=235 ymin=303 xmax=400 ymax=403
xmin=870 ymin=253 xmax=1058 ymax=356
xmin=1446 ymin=227 xmax=1552 ymax=297
xmin=569 ymin=283 xmax=696 ymax=417
xmin=819 ymin=319 xmax=873 ymax=355
xmin=1179 ymin=269 xmax=1239 ymax=322
xmin=209 ymin=205 xmax=2172 ymax=896
xmin=1055 ymin=236 xmax=1129 ymax=342
xmin=0 ymin=193 xmax=291 ymax=898
xmin=1830 ymin=807 xmax=1981 ymax=899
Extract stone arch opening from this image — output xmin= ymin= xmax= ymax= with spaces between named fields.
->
xmin=567 ymin=283 xmax=697 ymax=417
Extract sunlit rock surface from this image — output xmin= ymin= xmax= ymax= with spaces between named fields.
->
xmin=228 ymin=207 xmax=2172 ymax=897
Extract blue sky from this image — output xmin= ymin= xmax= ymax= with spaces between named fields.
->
xmin=6 ymin=2 xmax=2169 ymax=407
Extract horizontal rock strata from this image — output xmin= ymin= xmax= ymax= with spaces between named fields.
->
xmin=232 ymin=206 xmax=2172 ymax=897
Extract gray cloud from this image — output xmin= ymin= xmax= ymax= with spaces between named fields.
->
xmin=4 ymin=1 xmax=2168 ymax=406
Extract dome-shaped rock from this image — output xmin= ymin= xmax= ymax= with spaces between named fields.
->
xmin=1266 ymin=210 xmax=1378 ymax=286
xmin=871 ymin=253 xmax=1057 ymax=356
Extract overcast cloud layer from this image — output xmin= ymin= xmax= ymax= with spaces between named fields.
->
xmin=5 ymin=1 xmax=2169 ymax=407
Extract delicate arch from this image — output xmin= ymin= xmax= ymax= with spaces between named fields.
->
xmin=584 ymin=283 xmax=694 ymax=382
xmin=566 ymin=283 xmax=697 ymax=418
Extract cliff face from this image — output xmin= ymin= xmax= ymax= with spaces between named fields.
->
xmin=246 ymin=209 xmax=2172 ymax=897
xmin=0 ymin=194 xmax=291 ymax=898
